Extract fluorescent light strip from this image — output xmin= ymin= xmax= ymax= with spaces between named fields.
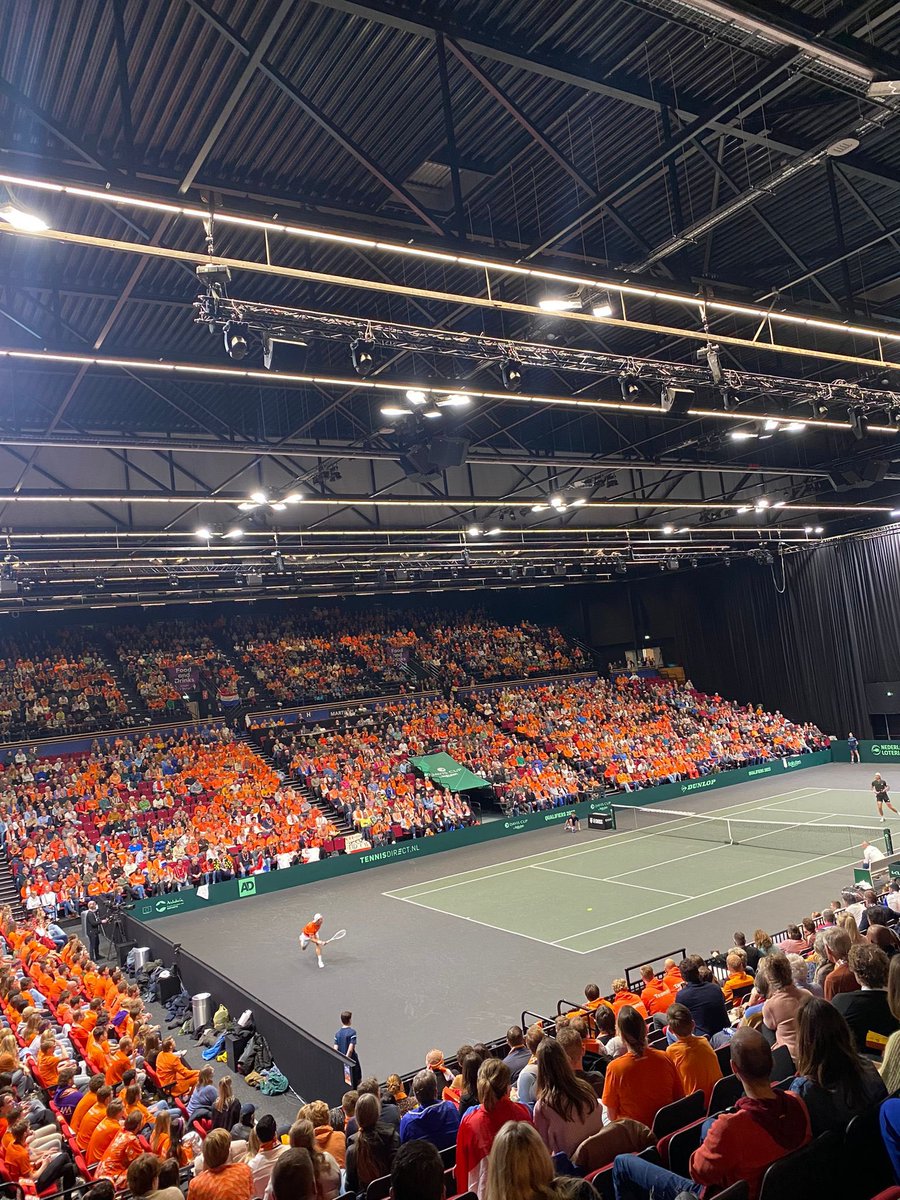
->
xmin=2 ymin=171 xmax=900 ymax=348
xmin=3 ymin=348 xmax=896 ymax=435
xmin=0 ymin=494 xmax=888 ymax=512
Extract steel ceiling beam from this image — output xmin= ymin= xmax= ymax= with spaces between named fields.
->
xmin=181 ymin=0 xmax=446 ymax=237
xmin=177 ymin=0 xmax=295 ymax=195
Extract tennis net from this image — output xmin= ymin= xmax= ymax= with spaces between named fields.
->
xmin=611 ymin=805 xmax=889 ymax=858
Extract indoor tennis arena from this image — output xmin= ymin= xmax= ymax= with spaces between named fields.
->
xmin=1 ymin=3 xmax=900 ymax=1200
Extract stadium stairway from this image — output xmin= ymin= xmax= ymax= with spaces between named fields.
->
xmin=236 ymin=728 xmax=355 ymax=837
xmin=0 ymin=847 xmax=25 ymax=920
xmin=91 ymin=634 xmax=152 ymax=726
xmin=205 ymin=626 xmax=260 ymax=705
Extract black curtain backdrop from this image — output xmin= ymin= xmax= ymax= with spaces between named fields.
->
xmin=583 ymin=531 xmax=900 ymax=738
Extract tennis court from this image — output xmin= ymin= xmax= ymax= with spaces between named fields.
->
xmin=384 ymin=785 xmax=890 ymax=955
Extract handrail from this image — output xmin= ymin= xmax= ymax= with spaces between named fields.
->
xmin=521 ymin=1008 xmax=558 ymax=1033
xmin=625 ymin=948 xmax=686 ymax=990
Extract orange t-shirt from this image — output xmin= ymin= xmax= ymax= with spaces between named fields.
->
xmin=5 ymin=1141 xmax=31 ymax=1181
xmin=601 ymin=1048 xmax=683 ymax=1126
xmin=77 ymin=1102 xmax=108 ymax=1151
xmin=302 ymin=920 xmax=322 ymax=938
xmin=70 ymin=1091 xmax=97 ymax=1133
xmin=666 ymin=1036 xmax=723 ymax=1104
xmin=88 ymin=1115 xmax=122 ymax=1164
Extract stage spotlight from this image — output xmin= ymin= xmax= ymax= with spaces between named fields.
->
xmin=619 ymin=373 xmax=640 ymax=401
xmin=350 ymin=336 xmax=375 ymax=376
xmin=850 ymin=406 xmax=869 ymax=439
xmin=223 ymin=320 xmax=249 ymax=360
xmin=889 ymin=406 xmax=900 ymax=426
xmin=195 ymin=525 xmax=212 ymax=539
xmin=405 ymin=389 xmax=427 ymax=406
xmin=500 ymin=359 xmax=523 ymax=391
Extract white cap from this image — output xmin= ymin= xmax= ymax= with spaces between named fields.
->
xmin=314 ymin=913 xmax=323 ymax=922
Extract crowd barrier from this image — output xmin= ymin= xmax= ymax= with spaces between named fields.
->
xmin=131 ymin=748 xmax=833 ymax=922
xmin=122 ymin=915 xmax=349 ymax=1106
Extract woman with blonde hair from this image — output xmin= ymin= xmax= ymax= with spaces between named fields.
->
xmin=210 ymin=1074 xmax=241 ymax=1132
xmin=298 ymin=1099 xmax=346 ymax=1167
xmin=456 ymin=1057 xmax=533 ymax=1196
xmin=485 ymin=1120 xmax=589 ymax=1200
xmin=289 ymin=1118 xmax=341 ymax=1200
xmin=837 ymin=910 xmax=864 ymax=945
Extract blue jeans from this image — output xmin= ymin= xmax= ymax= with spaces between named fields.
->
xmin=612 ymin=1155 xmax=701 ymax=1200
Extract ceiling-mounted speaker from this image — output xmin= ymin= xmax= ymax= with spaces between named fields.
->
xmin=399 ymin=445 xmax=434 ymax=480
xmin=427 ymin=436 xmax=469 ymax=470
xmin=263 ymin=338 xmax=308 ymax=371
xmin=827 ymin=468 xmax=863 ymax=491
xmin=860 ymin=459 xmax=889 ymax=483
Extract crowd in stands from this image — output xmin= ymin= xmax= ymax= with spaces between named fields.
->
xmin=230 ymin=612 xmax=409 ymax=707
xmin=0 ymin=631 xmax=133 ymax=742
xmin=1 ymin=728 xmax=338 ymax=909
xmin=483 ymin=675 xmax=828 ymax=789
xmin=285 ymin=694 xmax=601 ymax=837
xmin=4 ymin=857 xmax=900 ymax=1200
xmin=311 ymin=879 xmax=900 ymax=1200
xmin=111 ymin=619 xmax=246 ymax=717
xmin=416 ymin=618 xmax=588 ymax=687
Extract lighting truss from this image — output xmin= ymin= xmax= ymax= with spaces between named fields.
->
xmin=195 ymin=295 xmax=900 ymax=411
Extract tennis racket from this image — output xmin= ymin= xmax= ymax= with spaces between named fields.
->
xmin=323 ymin=929 xmax=347 ymax=945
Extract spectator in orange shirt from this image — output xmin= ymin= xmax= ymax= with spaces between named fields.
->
xmin=4 ymin=1117 xmax=78 ymax=1193
xmin=639 ymin=965 xmax=677 ymax=1017
xmin=665 ymin=1004 xmax=723 ymax=1104
xmin=611 ymin=979 xmax=649 ymax=1019
xmin=155 ymin=1038 xmax=199 ymax=1097
xmin=96 ymin=1110 xmax=144 ymax=1187
xmin=722 ymin=952 xmax=755 ymax=1006
xmin=88 ymin=1097 xmax=125 ymax=1164
xmin=77 ymin=1084 xmax=112 ymax=1151
xmin=105 ymin=1036 xmax=134 ymax=1087
xmin=70 ymin=1074 xmax=105 ymax=1133
xmin=601 ymin=1007 xmax=683 ymax=1127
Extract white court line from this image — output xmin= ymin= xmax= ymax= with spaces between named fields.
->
xmin=529 ymin=863 xmax=694 ymax=899
xmin=388 ymin=893 xmax=568 ymax=951
xmin=554 ymin=811 xmax=846 ymax=943
xmin=554 ymin=842 xmax=857 ymax=949
xmin=383 ymin=787 xmax=826 ymax=900
xmin=568 ymin=858 xmax=863 ymax=956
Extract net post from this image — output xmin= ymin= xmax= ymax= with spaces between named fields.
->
xmin=726 ymin=818 xmax=734 ymax=845
xmin=886 ymin=829 xmax=895 ymax=856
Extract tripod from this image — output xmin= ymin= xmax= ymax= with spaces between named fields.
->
xmin=104 ymin=911 xmax=129 ymax=961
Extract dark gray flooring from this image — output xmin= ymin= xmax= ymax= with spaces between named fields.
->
xmin=147 ymin=762 xmax=881 ymax=1080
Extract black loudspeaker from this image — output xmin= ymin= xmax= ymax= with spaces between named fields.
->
xmin=157 ymin=972 xmax=182 ymax=1004
xmin=225 ymin=1030 xmax=253 ymax=1072
xmin=427 ymin=435 xmax=469 ymax=470
xmin=828 ymin=468 xmax=863 ymax=491
xmin=117 ymin=941 xmax=136 ymax=968
xmin=399 ymin=445 xmax=434 ymax=479
xmin=400 ymin=436 xmax=470 ymax=478
xmin=861 ymin=459 xmax=889 ymax=483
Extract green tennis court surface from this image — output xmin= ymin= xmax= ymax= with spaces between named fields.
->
xmin=384 ymin=786 xmax=889 ymax=954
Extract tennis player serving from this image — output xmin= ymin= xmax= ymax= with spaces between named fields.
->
xmin=872 ymin=773 xmax=898 ymax=822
